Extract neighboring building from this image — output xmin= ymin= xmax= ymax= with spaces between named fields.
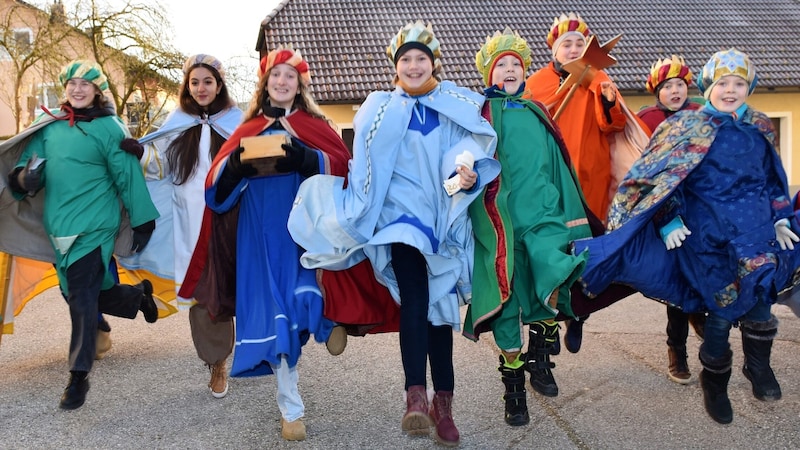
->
xmin=0 ymin=0 xmax=176 ymax=137
xmin=257 ymin=0 xmax=800 ymax=183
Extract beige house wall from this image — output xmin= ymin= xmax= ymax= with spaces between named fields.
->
xmin=321 ymin=90 xmax=800 ymax=185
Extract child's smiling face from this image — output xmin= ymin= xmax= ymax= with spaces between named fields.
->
xmin=395 ymin=49 xmax=434 ymax=91
xmin=491 ymin=55 xmax=524 ymax=93
xmin=708 ymin=75 xmax=748 ymax=113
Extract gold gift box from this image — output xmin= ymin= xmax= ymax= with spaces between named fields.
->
xmin=239 ymin=134 xmax=288 ymax=175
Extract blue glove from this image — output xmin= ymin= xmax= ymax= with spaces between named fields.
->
xmin=660 ymin=216 xmax=691 ymax=250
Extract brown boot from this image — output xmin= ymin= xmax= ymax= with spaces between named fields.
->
xmin=280 ymin=417 xmax=306 ymax=441
xmin=401 ymin=385 xmax=432 ymax=435
xmin=208 ymin=360 xmax=228 ymax=398
xmin=429 ymin=391 xmax=460 ymax=447
xmin=667 ymin=346 xmax=691 ymax=384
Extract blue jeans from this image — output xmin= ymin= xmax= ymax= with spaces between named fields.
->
xmin=702 ymin=300 xmax=772 ymax=360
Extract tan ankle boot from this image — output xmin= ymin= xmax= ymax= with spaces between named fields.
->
xmin=281 ymin=417 xmax=306 ymax=441
xmin=326 ymin=325 xmax=348 ymax=356
xmin=95 ymin=330 xmax=112 ymax=360
xmin=208 ymin=360 xmax=228 ymax=398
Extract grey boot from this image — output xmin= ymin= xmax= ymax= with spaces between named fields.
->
xmin=699 ymin=347 xmax=733 ymax=424
xmin=740 ymin=315 xmax=782 ymax=401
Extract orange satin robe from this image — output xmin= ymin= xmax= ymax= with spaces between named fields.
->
xmin=524 ymin=62 xmax=626 ymax=221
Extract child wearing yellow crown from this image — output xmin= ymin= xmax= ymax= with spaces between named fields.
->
xmin=465 ymin=28 xmax=596 ymax=424
xmin=637 ymin=55 xmax=707 ymax=385
xmin=573 ymin=48 xmax=800 ymax=424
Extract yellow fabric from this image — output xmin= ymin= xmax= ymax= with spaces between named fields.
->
xmin=0 ymin=253 xmax=178 ymax=340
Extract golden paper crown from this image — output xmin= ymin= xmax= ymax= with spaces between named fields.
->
xmin=646 ymin=55 xmax=693 ymax=94
xmin=475 ymin=27 xmax=532 ymax=86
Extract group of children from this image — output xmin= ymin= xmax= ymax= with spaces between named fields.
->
xmin=3 ymin=10 xmax=799 ymax=446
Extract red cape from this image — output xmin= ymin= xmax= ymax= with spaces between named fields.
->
xmin=180 ymin=111 xmax=399 ymax=332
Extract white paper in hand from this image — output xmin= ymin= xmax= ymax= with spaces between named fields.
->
xmin=443 ymin=151 xmax=475 ymax=196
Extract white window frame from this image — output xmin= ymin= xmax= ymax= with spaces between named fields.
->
xmin=0 ymin=27 xmax=34 ymax=60
xmin=33 ymin=82 xmax=61 ymax=116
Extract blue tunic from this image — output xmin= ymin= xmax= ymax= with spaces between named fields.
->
xmin=287 ymin=81 xmax=500 ymax=329
xmin=208 ymin=129 xmax=333 ymax=377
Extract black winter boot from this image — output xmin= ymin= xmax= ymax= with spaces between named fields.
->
xmin=138 ymin=280 xmax=158 ymax=323
xmin=60 ymin=370 xmax=89 ymax=410
xmin=699 ymin=348 xmax=733 ymax=424
xmin=740 ymin=315 xmax=781 ymax=401
xmin=524 ymin=321 xmax=559 ymax=397
xmin=498 ymin=355 xmax=529 ymax=426
xmin=564 ymin=317 xmax=585 ymax=353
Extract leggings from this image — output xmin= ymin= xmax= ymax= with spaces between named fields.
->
xmin=392 ymin=243 xmax=454 ymax=392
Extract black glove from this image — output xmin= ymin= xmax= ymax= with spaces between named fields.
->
xmin=120 ymin=138 xmax=144 ymax=159
xmin=215 ymin=147 xmax=256 ymax=203
xmin=131 ymin=220 xmax=156 ymax=253
xmin=227 ymin=146 xmax=257 ymax=178
xmin=278 ymin=138 xmax=320 ymax=178
xmin=7 ymin=167 xmax=27 ymax=195
xmin=12 ymin=157 xmax=47 ymax=195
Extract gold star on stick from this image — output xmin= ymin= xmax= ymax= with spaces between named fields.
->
xmin=553 ymin=33 xmax=623 ymax=121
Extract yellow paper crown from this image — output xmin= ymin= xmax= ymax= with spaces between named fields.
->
xmin=547 ymin=12 xmax=590 ymax=49
xmin=646 ymin=55 xmax=693 ymax=93
xmin=475 ymin=27 xmax=532 ymax=86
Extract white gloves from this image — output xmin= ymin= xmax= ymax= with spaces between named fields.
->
xmin=774 ymin=218 xmax=799 ymax=250
xmin=660 ymin=216 xmax=691 ymax=250
xmin=664 ymin=225 xmax=691 ymax=250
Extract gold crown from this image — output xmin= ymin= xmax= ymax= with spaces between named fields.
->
xmin=475 ymin=27 xmax=532 ymax=86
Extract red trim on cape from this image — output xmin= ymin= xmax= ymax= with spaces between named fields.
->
xmin=180 ymin=111 xmax=398 ymax=332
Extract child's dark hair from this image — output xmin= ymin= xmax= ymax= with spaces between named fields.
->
xmin=167 ymin=63 xmax=234 ymax=185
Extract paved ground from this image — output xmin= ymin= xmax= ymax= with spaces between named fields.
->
xmin=2 ymin=289 xmax=800 ymax=449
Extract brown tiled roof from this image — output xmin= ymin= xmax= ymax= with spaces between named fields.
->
xmin=258 ymin=0 xmax=800 ymax=103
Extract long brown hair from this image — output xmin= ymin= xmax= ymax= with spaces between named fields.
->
xmin=243 ymin=67 xmax=330 ymax=125
xmin=167 ymin=63 xmax=235 ymax=185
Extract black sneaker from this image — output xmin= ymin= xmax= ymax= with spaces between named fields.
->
xmin=139 ymin=280 xmax=158 ymax=323
xmin=59 ymin=372 xmax=89 ymax=410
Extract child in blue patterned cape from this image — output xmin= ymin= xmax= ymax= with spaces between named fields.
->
xmin=573 ymin=48 xmax=800 ymax=424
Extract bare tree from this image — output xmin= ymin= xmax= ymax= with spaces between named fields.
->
xmin=0 ymin=0 xmax=184 ymax=136
xmin=223 ymin=54 xmax=260 ymax=109
xmin=0 ymin=1 xmax=73 ymax=133
xmin=67 ymin=0 xmax=183 ymax=136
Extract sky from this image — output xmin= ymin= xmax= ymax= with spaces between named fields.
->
xmin=41 ymin=0 xmax=284 ymax=102
xmin=165 ymin=0 xmax=281 ymax=67
xmin=164 ymin=0 xmax=283 ymax=101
